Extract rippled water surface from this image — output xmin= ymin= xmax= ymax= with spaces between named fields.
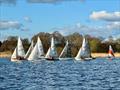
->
xmin=0 ymin=58 xmax=120 ymax=90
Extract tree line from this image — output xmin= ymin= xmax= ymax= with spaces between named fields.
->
xmin=0 ymin=31 xmax=120 ymax=56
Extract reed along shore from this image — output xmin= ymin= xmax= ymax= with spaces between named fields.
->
xmin=0 ymin=51 xmax=12 ymax=58
xmin=91 ymin=53 xmax=120 ymax=58
xmin=0 ymin=51 xmax=120 ymax=58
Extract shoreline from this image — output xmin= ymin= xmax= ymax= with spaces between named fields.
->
xmin=91 ymin=53 xmax=120 ymax=58
xmin=0 ymin=51 xmax=120 ymax=58
xmin=0 ymin=51 xmax=12 ymax=58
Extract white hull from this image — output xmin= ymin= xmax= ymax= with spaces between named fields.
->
xmin=28 ymin=57 xmax=45 ymax=61
xmin=11 ymin=56 xmax=26 ymax=62
xmin=11 ymin=58 xmax=19 ymax=62
xmin=59 ymin=58 xmax=73 ymax=60
xmin=38 ymin=56 xmax=46 ymax=60
xmin=75 ymin=57 xmax=94 ymax=61
xmin=38 ymin=57 xmax=45 ymax=59
xmin=11 ymin=58 xmax=25 ymax=62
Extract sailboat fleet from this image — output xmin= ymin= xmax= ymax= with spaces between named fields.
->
xmin=11 ymin=36 xmax=115 ymax=61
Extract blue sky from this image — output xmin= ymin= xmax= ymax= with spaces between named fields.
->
xmin=0 ymin=0 xmax=120 ymax=40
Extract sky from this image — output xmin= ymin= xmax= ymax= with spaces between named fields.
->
xmin=0 ymin=0 xmax=120 ymax=41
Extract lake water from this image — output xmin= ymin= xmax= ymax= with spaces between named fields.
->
xmin=0 ymin=58 xmax=120 ymax=90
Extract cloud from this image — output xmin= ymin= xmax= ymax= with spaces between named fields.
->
xmin=106 ymin=22 xmax=120 ymax=30
xmin=51 ymin=22 xmax=120 ymax=38
xmin=0 ymin=20 xmax=22 ymax=30
xmin=23 ymin=16 xmax=32 ymax=23
xmin=0 ymin=0 xmax=16 ymax=5
xmin=27 ymin=0 xmax=81 ymax=4
xmin=90 ymin=11 xmax=120 ymax=22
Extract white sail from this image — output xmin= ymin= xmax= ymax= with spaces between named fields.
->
xmin=28 ymin=42 xmax=38 ymax=60
xmin=75 ymin=36 xmax=91 ymax=60
xmin=28 ymin=37 xmax=45 ymax=60
xmin=59 ymin=41 xmax=69 ymax=58
xmin=11 ymin=48 xmax=17 ymax=59
xmin=50 ymin=37 xmax=58 ymax=58
xmin=24 ymin=41 xmax=34 ymax=59
xmin=108 ymin=45 xmax=115 ymax=58
xmin=45 ymin=37 xmax=58 ymax=59
xmin=37 ymin=37 xmax=45 ymax=58
xmin=45 ymin=48 xmax=52 ymax=58
xmin=81 ymin=37 xmax=91 ymax=58
xmin=75 ymin=48 xmax=82 ymax=60
xmin=17 ymin=37 xmax=25 ymax=57
xmin=45 ymin=48 xmax=49 ymax=58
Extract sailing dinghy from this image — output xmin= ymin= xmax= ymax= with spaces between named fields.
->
xmin=11 ymin=37 xmax=25 ymax=61
xmin=75 ymin=36 xmax=94 ymax=60
xmin=28 ymin=37 xmax=45 ymax=61
xmin=24 ymin=40 xmax=34 ymax=59
xmin=45 ymin=37 xmax=58 ymax=61
xmin=107 ymin=45 xmax=115 ymax=59
xmin=59 ymin=41 xmax=72 ymax=60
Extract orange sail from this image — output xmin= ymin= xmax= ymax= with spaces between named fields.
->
xmin=108 ymin=45 xmax=115 ymax=58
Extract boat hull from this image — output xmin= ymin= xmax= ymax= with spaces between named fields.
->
xmin=27 ymin=57 xmax=45 ymax=61
xmin=38 ymin=56 xmax=45 ymax=59
xmin=11 ymin=58 xmax=19 ymax=62
xmin=11 ymin=57 xmax=26 ymax=62
xmin=75 ymin=57 xmax=95 ymax=61
xmin=45 ymin=58 xmax=59 ymax=61
xmin=59 ymin=58 xmax=73 ymax=60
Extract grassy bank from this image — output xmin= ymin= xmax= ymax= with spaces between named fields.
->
xmin=91 ymin=53 xmax=120 ymax=58
xmin=0 ymin=51 xmax=12 ymax=58
xmin=0 ymin=51 xmax=120 ymax=58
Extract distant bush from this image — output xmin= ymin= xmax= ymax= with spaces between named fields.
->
xmin=0 ymin=32 xmax=120 ymax=56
